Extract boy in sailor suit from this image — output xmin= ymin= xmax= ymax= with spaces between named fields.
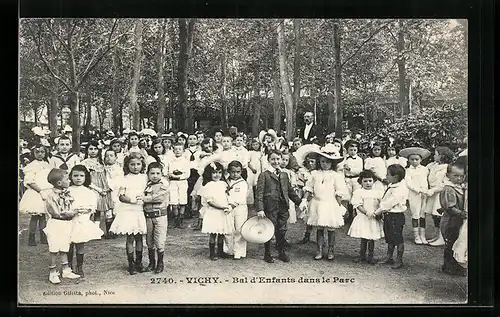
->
xmin=49 ymin=136 xmax=81 ymax=171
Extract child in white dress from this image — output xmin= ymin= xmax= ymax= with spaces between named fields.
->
xmin=385 ymin=145 xmax=407 ymax=168
xmin=103 ymin=149 xmax=123 ymax=238
xmin=296 ymin=152 xmax=318 ymax=244
xmin=110 ymin=152 xmax=148 ymax=275
xmin=302 ymin=145 xmax=349 ymax=261
xmin=423 ymin=146 xmax=455 ymax=246
xmin=67 ymin=165 xmax=103 ymax=278
xmin=280 ymin=153 xmax=298 ymax=224
xmin=191 ymin=138 xmax=216 ymax=231
xmin=247 ymin=138 xmax=263 ymax=195
xmin=200 ymin=162 xmax=234 ymax=260
xmin=348 ymin=170 xmax=384 ymax=264
xmin=19 ymin=144 xmax=52 ymax=246
xmin=364 ymin=142 xmax=387 ymax=192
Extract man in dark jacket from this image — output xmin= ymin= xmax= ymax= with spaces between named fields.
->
xmin=299 ymin=112 xmax=324 ymax=145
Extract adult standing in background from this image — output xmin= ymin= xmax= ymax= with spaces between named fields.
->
xmin=299 ymin=112 xmax=324 ymax=145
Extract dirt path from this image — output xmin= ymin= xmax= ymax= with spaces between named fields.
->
xmin=18 ymin=214 xmax=467 ymax=305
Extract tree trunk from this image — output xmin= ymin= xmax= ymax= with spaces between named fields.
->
xmin=333 ymin=21 xmax=343 ymax=137
xmin=177 ymin=18 xmax=196 ymax=133
xmin=49 ymin=92 xmax=58 ymax=137
xmin=292 ymin=19 xmax=301 ymax=139
xmin=188 ymin=81 xmax=195 ymax=131
xmin=130 ymin=19 xmax=143 ymax=131
xmin=251 ymin=83 xmax=261 ymax=137
xmin=111 ymin=50 xmax=121 ymax=134
xmin=277 ymin=20 xmax=295 ymax=142
xmin=156 ymin=19 xmax=168 ymax=134
xmin=271 ymin=58 xmax=281 ymax=133
xmin=70 ymin=91 xmax=81 ymax=152
xmin=327 ymin=91 xmax=335 ymax=132
xmin=84 ymin=91 xmax=92 ymax=135
xmin=220 ymin=52 xmax=228 ymax=130
xmin=397 ymin=19 xmax=409 ymax=116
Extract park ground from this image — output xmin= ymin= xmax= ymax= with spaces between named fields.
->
xmin=18 ymin=211 xmax=467 ymax=305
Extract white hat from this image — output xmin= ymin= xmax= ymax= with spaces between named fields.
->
xmin=399 ymin=147 xmax=431 ymax=160
xmin=31 ymin=126 xmax=45 ymax=137
xmin=258 ymin=129 xmax=278 ymax=144
xmin=123 ymin=128 xmax=131 ymax=134
xmin=240 ymin=216 xmax=275 ymax=244
xmin=40 ymin=138 xmax=50 ymax=147
xmin=63 ymin=125 xmax=73 ymax=133
xmin=106 ymin=131 xmax=115 ymax=137
xmin=140 ymin=128 xmax=157 ymax=137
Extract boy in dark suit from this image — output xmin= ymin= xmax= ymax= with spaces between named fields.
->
xmin=255 ymin=150 xmax=305 ymax=263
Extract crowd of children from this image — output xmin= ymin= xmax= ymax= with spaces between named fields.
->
xmin=18 ymin=126 xmax=469 ymax=284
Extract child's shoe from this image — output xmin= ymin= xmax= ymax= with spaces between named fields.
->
xmin=61 ymin=268 xmax=81 ymax=279
xmin=49 ymin=271 xmax=61 ymax=284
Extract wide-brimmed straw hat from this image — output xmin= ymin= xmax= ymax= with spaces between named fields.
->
xmin=294 ymin=144 xmax=321 ymax=168
xmin=399 ymin=147 xmax=431 ymax=160
xmin=63 ymin=125 xmax=73 ymax=133
xmin=140 ymin=128 xmax=157 ymax=137
xmin=315 ymin=144 xmax=344 ymax=162
xmin=31 ymin=127 xmax=45 ymax=137
xmin=240 ymin=216 xmax=275 ymax=244
xmin=258 ymin=129 xmax=278 ymax=144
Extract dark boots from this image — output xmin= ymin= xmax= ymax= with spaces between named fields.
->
xmin=314 ymin=230 xmax=324 ymax=260
xmin=391 ymin=245 xmax=404 ymax=269
xmin=40 ymin=230 xmax=48 ymax=244
xmin=366 ymin=240 xmax=376 ymax=265
xmin=127 ymin=252 xmax=137 ymax=275
xmin=135 ymin=251 xmax=145 ymax=273
xmin=28 ymin=232 xmax=36 ymax=246
xmin=146 ymin=249 xmax=156 ymax=272
xmin=379 ymin=244 xmax=395 ymax=265
xmin=298 ymin=230 xmax=311 ymax=244
xmin=178 ymin=215 xmax=186 ymax=229
xmin=264 ymin=242 xmax=274 ymax=263
xmin=155 ymin=251 xmax=164 ymax=274
xmin=354 ymin=239 xmax=367 ymax=263
xmin=67 ymin=244 xmax=74 ymax=271
xmin=75 ymin=254 xmax=84 ymax=277
xmin=326 ymin=231 xmax=335 ymax=261
xmin=193 ymin=218 xmax=203 ymax=231
xmin=276 ymin=232 xmax=290 ymax=262
xmin=209 ymin=242 xmax=217 ymax=261
xmin=217 ymin=235 xmax=231 ymax=258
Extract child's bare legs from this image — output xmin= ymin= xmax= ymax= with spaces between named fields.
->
xmin=209 ymin=233 xmax=217 ymax=260
xmin=126 ymin=234 xmax=137 ymax=275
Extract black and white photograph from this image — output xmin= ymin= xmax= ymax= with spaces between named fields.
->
xmin=18 ymin=18 xmax=469 ymax=305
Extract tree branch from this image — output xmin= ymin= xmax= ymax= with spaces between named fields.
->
xmin=28 ymin=22 xmax=73 ymax=92
xmin=76 ymin=19 xmax=119 ymax=90
xmin=341 ymin=20 xmax=394 ymax=68
xmin=44 ymin=19 xmax=71 ymax=54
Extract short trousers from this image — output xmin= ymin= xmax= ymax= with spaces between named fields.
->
xmin=383 ymin=212 xmax=405 ymax=245
xmin=168 ymin=180 xmax=188 ymax=205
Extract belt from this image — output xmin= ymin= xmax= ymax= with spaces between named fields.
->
xmin=346 ymin=175 xmax=359 ymax=179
